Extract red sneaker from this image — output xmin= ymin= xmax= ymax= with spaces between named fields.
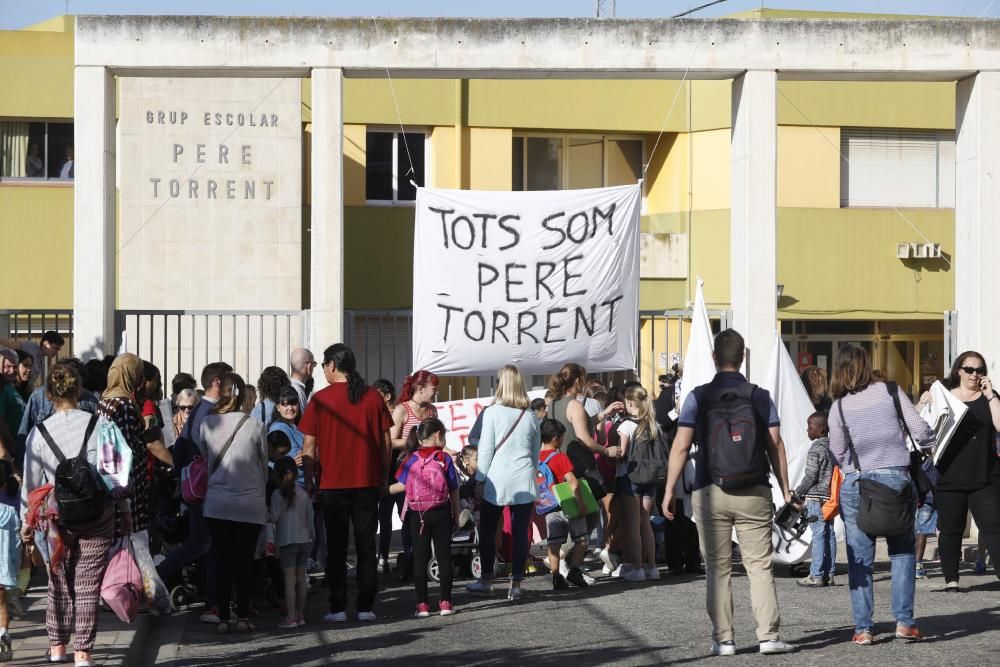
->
xmin=414 ymin=603 xmax=430 ymax=618
xmin=438 ymin=600 xmax=454 ymax=616
xmin=896 ymin=625 xmax=924 ymax=641
xmin=853 ymin=630 xmax=873 ymax=645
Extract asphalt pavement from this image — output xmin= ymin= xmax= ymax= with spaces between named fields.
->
xmin=140 ymin=547 xmax=1000 ymax=666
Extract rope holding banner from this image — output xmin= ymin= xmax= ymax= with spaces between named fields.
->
xmin=371 ymin=16 xmax=418 ymax=181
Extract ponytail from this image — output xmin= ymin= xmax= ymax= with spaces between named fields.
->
xmin=548 ymin=363 xmax=586 ymax=399
xmin=405 ymin=417 xmax=447 ymax=454
xmin=322 ymin=344 xmax=367 ymax=404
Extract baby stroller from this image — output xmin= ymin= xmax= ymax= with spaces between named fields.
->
xmin=427 ymin=511 xmax=481 ymax=583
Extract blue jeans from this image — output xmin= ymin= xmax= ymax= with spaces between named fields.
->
xmin=840 ymin=469 xmax=916 ymax=632
xmin=805 ymin=500 xmax=836 ymax=579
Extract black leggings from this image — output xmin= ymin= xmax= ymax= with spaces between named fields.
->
xmin=379 ymin=492 xmax=410 ymax=559
xmin=206 ymin=518 xmax=261 ymax=619
xmin=936 ymin=481 xmax=1000 ymax=581
xmin=409 ymin=507 xmax=453 ymax=604
xmin=479 ymin=502 xmax=532 ymax=582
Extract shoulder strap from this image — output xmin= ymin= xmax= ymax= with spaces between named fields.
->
xmin=35 ymin=422 xmax=66 ymax=464
xmin=211 ymin=414 xmax=252 ymax=474
xmin=494 ymin=409 xmax=527 ymax=455
xmin=885 ymin=382 xmax=920 ymax=456
xmin=256 ymin=402 xmax=266 ymax=422
xmin=837 ymin=399 xmax=862 ymax=472
xmin=540 ymin=449 xmax=559 ymax=466
xmin=78 ymin=413 xmax=99 ymax=459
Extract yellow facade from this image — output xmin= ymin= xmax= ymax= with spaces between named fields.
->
xmin=0 ymin=13 xmax=960 ymax=341
xmin=0 ymin=185 xmax=74 ymax=308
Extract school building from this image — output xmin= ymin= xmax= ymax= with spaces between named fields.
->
xmin=0 ymin=10 xmax=989 ymax=397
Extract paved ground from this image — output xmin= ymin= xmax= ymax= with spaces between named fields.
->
xmin=139 ymin=545 xmax=1000 ymax=667
xmin=5 ymin=583 xmax=150 ymax=666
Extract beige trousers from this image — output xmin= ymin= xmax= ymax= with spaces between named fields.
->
xmin=692 ymin=484 xmax=781 ymax=643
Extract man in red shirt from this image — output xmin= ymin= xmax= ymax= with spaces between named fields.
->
xmin=301 ymin=344 xmax=393 ymax=622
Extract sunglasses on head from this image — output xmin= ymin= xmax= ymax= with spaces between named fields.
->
xmin=961 ymin=365 xmax=987 ymax=376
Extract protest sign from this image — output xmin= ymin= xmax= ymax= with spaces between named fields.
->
xmin=413 ymin=184 xmax=641 ymax=375
xmin=434 ymin=389 xmax=545 ymax=452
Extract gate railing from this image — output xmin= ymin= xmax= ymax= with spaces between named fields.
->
xmin=115 ymin=310 xmax=306 ymax=386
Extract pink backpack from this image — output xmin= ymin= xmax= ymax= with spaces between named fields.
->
xmin=405 ymin=450 xmax=450 ymax=514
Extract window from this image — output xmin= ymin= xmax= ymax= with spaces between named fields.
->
xmin=512 ymin=135 xmax=643 ymax=191
xmin=365 ymin=130 xmax=426 ymax=203
xmin=0 ymin=121 xmax=75 ymax=181
xmin=840 ymin=128 xmax=954 ymax=208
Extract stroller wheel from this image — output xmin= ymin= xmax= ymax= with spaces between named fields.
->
xmin=471 ymin=555 xmax=482 ymax=581
xmin=169 ymin=585 xmax=190 ymax=612
xmin=427 ymin=557 xmax=440 ymax=583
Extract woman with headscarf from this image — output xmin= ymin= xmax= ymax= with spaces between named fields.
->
xmin=98 ymin=354 xmax=171 ymax=613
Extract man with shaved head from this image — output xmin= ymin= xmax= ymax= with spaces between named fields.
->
xmin=289 ymin=347 xmax=316 ymax=412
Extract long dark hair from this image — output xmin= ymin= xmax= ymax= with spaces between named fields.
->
xmin=947 ymin=351 xmax=988 ymax=390
xmin=273 ymin=456 xmax=298 ymax=507
xmin=0 ymin=459 xmax=18 ymax=498
xmin=404 ymin=417 xmax=447 ymax=453
xmin=323 ymin=344 xmax=366 ymax=404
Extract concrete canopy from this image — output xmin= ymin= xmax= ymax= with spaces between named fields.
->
xmin=76 ymin=16 xmax=996 ymax=81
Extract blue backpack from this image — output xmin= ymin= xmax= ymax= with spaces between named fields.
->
xmin=534 ymin=450 xmax=561 ymax=515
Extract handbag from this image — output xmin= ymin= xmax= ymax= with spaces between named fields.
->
xmin=838 ymin=400 xmax=915 ymax=537
xmin=885 ymin=382 xmax=940 ymax=501
xmin=181 ymin=413 xmax=250 ymax=504
xmin=101 ymin=538 xmax=143 ymax=623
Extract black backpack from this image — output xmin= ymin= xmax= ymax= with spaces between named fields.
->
xmin=626 ymin=421 xmax=670 ymax=485
xmin=700 ymin=383 xmax=771 ymax=490
xmin=36 ymin=414 xmax=106 ymax=528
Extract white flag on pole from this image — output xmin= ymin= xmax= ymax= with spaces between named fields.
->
xmin=763 ymin=332 xmax=816 ymax=564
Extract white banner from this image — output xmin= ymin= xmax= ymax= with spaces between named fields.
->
xmin=413 ymin=185 xmax=641 ymax=375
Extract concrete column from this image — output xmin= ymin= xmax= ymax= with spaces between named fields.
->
xmin=730 ymin=70 xmax=777 ymax=383
xmin=73 ymin=66 xmax=117 ymax=361
xmin=308 ymin=68 xmax=345 ymax=385
xmin=955 ymin=72 xmax=1000 ymax=372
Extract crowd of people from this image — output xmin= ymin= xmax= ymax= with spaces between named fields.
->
xmin=0 ymin=328 xmax=994 ymax=663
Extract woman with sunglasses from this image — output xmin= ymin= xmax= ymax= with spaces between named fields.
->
xmin=172 ymin=388 xmax=200 ymax=440
xmin=918 ymin=352 xmax=1000 ymax=590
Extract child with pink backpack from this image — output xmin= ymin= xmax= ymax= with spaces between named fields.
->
xmin=389 ymin=418 xmax=460 ymax=618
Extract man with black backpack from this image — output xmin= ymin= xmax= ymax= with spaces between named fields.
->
xmin=662 ymin=329 xmax=795 ymax=657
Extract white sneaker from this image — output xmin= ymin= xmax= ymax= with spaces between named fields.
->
xmin=324 ymin=611 xmax=347 ymax=623
xmin=644 ymin=564 xmax=661 ymax=580
xmin=602 ymin=564 xmax=614 ymax=575
xmin=558 ymin=559 xmax=569 ymax=578
xmin=357 ymin=611 xmax=377 ymax=622
xmin=582 ymin=572 xmax=596 ymax=585
xmin=622 ymin=566 xmax=646 ymax=583
xmin=759 ymin=640 xmax=796 ymax=655
xmin=465 ymin=580 xmax=494 ymax=596
xmin=712 ymin=640 xmax=736 ymax=656
xmin=599 ymin=548 xmax=619 ymax=572
xmin=611 ymin=564 xmax=624 ymax=578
